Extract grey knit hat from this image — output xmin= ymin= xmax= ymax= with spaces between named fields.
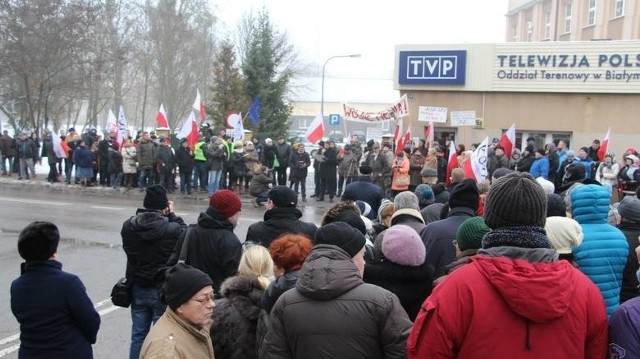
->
xmin=619 ymin=196 xmax=640 ymax=223
xmin=484 ymin=172 xmax=548 ymax=229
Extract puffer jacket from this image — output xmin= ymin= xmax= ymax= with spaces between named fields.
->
xmin=211 ymin=275 xmax=267 ymax=359
xmin=122 ymin=145 xmax=137 ymax=174
xmin=137 ymin=138 xmax=156 ymax=170
xmin=262 ymin=270 xmax=301 ymax=314
xmin=259 ymin=245 xmax=412 ymax=359
xmin=618 ymin=221 xmax=640 ymax=303
xmin=121 ymin=210 xmax=186 ymax=287
xmin=246 ymin=207 xmax=317 ymax=248
xmin=571 ymin=184 xmax=629 ymax=317
xmin=408 ymin=248 xmax=608 ymax=359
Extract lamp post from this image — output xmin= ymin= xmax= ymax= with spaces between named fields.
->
xmin=320 ymin=54 xmax=361 ymax=120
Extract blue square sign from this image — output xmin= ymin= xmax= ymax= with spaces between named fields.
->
xmin=398 ymin=50 xmax=467 ymax=85
xmin=329 ymin=114 xmax=341 ymax=126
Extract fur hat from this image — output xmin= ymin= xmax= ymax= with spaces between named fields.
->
xmin=545 ymin=217 xmax=583 ymax=254
xmin=143 ymin=184 xmax=169 ymax=210
xmin=381 ymin=225 xmax=425 ymax=266
xmin=161 ymin=263 xmax=213 ymax=310
xmin=449 ymin=179 xmax=480 ymax=210
xmin=209 ymin=189 xmax=241 ymax=219
xmin=456 ymin=217 xmax=490 ymax=251
xmin=619 ymin=196 xmax=640 ymax=223
xmin=314 ymin=222 xmax=366 ymax=257
xmin=484 ymin=172 xmax=547 ymax=229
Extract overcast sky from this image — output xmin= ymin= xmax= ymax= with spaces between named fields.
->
xmin=214 ymin=0 xmax=509 ymax=79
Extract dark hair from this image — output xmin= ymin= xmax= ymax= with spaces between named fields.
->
xmin=592 ymin=139 xmax=600 ymax=145
xmin=18 ymin=221 xmax=60 ymax=261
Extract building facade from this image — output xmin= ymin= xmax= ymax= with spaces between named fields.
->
xmin=507 ymin=0 xmax=640 ymax=42
xmin=394 ymin=41 xmax=640 ymax=157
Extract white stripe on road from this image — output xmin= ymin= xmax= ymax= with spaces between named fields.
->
xmin=0 ymin=197 xmax=72 ymax=206
xmin=0 ymin=298 xmax=120 ymax=358
xmin=90 ymin=206 xmax=124 ymax=211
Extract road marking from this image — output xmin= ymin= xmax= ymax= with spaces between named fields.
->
xmin=0 ymin=298 xmax=120 ymax=357
xmin=91 ymin=205 xmax=124 ymax=211
xmin=0 ymin=197 xmax=72 ymax=206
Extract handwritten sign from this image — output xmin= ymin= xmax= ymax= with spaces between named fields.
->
xmin=418 ymin=106 xmax=447 ymax=123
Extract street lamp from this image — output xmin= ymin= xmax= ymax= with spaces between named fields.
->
xmin=320 ymin=54 xmax=361 ymax=119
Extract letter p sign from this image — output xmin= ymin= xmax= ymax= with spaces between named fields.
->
xmin=441 ymin=58 xmax=455 ymax=77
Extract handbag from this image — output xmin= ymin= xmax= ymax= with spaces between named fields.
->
xmin=393 ymin=173 xmax=411 ymax=187
xmin=110 ymin=277 xmax=133 ymax=308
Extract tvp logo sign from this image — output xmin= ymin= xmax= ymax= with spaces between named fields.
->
xmin=398 ymin=50 xmax=467 ymax=85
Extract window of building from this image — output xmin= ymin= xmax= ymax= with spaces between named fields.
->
xmin=564 ymin=3 xmax=572 ymax=33
xmin=587 ymin=0 xmax=597 ymax=25
xmin=526 ymin=21 xmax=534 ymax=41
xmin=614 ymin=0 xmax=625 ymax=17
xmin=544 ymin=11 xmax=552 ymax=39
xmin=512 ymin=24 xmax=518 ymax=41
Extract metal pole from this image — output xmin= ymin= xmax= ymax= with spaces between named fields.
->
xmin=320 ymin=54 xmax=361 ymax=120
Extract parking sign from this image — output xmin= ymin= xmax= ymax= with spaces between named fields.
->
xmin=329 ymin=114 xmax=341 ymax=126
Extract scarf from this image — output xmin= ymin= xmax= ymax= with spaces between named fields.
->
xmin=482 ymin=226 xmax=551 ymax=250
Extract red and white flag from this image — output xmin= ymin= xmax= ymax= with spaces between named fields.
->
xmin=305 ymin=115 xmax=325 ymax=144
xmin=463 ymin=137 xmax=489 ymax=182
xmin=116 ymin=105 xmax=128 ymax=147
xmin=193 ymin=90 xmax=205 ymax=122
xmin=396 ymin=128 xmax=411 ymax=155
xmin=52 ymin=134 xmax=69 ymax=159
xmin=424 ymin=122 xmax=434 ymax=145
xmin=445 ymin=140 xmax=458 ymax=187
xmin=393 ymin=119 xmax=402 ymax=144
xmin=597 ymin=127 xmax=610 ymax=161
xmin=177 ymin=111 xmax=199 ymax=149
xmin=498 ymin=123 xmax=516 ymax=158
xmin=156 ymin=104 xmax=169 ymax=128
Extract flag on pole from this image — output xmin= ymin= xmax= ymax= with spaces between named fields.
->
xmin=105 ymin=109 xmax=118 ymax=134
xmin=231 ymin=113 xmax=245 ymax=142
xmin=247 ymin=98 xmax=261 ymax=126
xmin=156 ymin=104 xmax=169 ymax=128
xmin=305 ymin=115 xmax=325 ymax=144
xmin=396 ymin=128 xmax=412 ymax=155
xmin=393 ymin=119 xmax=402 ymax=143
xmin=424 ymin=122 xmax=434 ymax=145
xmin=498 ymin=123 xmax=516 ymax=159
xmin=597 ymin=127 xmax=610 ymax=161
xmin=177 ymin=111 xmax=199 ymax=150
xmin=463 ymin=137 xmax=490 ymax=182
xmin=116 ymin=105 xmax=128 ymax=147
xmin=52 ymin=133 xmax=69 ymax=159
xmin=445 ymin=140 xmax=458 ymax=187
xmin=193 ymin=90 xmax=205 ymax=122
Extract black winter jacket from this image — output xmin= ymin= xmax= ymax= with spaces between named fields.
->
xmin=289 ymin=151 xmax=310 ymax=179
xmin=618 ymin=221 xmax=640 ymax=303
xmin=175 ymin=146 xmax=194 ymax=173
xmin=261 ymin=270 xmax=301 ymax=314
xmin=259 ymin=245 xmax=412 ymax=359
xmin=181 ymin=207 xmax=242 ymax=294
xmin=108 ymin=148 xmax=123 ymax=174
xmin=341 ymin=176 xmax=384 ymax=216
xmin=245 ymin=207 xmax=317 ymax=248
xmin=121 ymin=210 xmax=186 ymax=287
xmin=211 ymin=275 xmax=267 ymax=359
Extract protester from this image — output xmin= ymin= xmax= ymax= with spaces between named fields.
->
xmin=414 ymin=184 xmax=435 ymax=209
xmin=617 ymin=195 xmax=640 ymax=303
xmin=317 ymin=140 xmax=338 ymax=202
xmin=121 ymin=185 xmax=187 ymax=359
xmin=108 ymin=143 xmax=124 ymax=189
xmin=529 ymin=148 xmax=550 ymax=179
xmin=275 ymin=137 xmax=291 ymax=186
xmin=341 ymin=165 xmax=384 ymax=216
xmin=289 ymin=143 xmax=311 ymax=202
xmin=547 ymin=193 xmax=567 ymax=217
xmin=372 ymin=199 xmax=394 ymax=236
xmin=570 ymin=184 xmax=629 ymax=317
xmin=40 ymin=132 xmax=60 ymax=182
xmin=11 ymin=222 xmax=101 ymax=358
xmin=246 ymin=186 xmax=317 ymax=248
xmin=0 ymin=130 xmax=15 ymax=176
xmin=121 ymin=138 xmax=137 ymax=190
xmin=237 ymin=245 xmax=274 ymax=289
xmin=618 ymin=154 xmax=640 ymax=195
xmin=259 ymin=222 xmax=412 ymax=359
xmin=175 ymin=138 xmax=194 ymax=195
xmin=596 ymin=153 xmax=620 ymax=190
xmin=16 ymin=132 xmax=38 ymax=180
xmin=205 ymin=136 xmax=226 ymax=196
xmin=249 ymin=165 xmax=273 ymax=207
xmin=140 ymin=263 xmax=215 ymax=359
xmin=73 ymin=140 xmax=94 ymax=186
xmin=137 ymin=132 xmax=156 ymax=190
xmin=408 ymin=172 xmax=608 ymax=358
xmin=337 ymin=144 xmax=358 ymax=197
xmin=409 ymin=148 xmax=425 ymax=191
xmin=391 ymin=151 xmax=410 ymax=196
xmin=609 ymin=295 xmax=640 ymax=358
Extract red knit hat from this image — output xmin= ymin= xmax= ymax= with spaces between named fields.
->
xmin=209 ymin=190 xmax=241 ymax=218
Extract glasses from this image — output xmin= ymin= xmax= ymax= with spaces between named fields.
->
xmin=190 ymin=293 xmax=215 ymax=305
xmin=452 ymin=240 xmax=458 ymax=247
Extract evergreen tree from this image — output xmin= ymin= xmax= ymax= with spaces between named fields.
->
xmin=241 ymin=10 xmax=294 ymax=140
xmin=206 ymin=39 xmax=246 ymax=133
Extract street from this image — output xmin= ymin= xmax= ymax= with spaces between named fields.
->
xmin=0 ymin=179 xmax=327 ymax=358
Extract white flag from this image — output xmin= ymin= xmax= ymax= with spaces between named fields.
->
xmin=105 ymin=109 xmax=118 ymax=133
xmin=116 ymin=105 xmax=128 ymax=147
xmin=463 ymin=136 xmax=489 ymax=182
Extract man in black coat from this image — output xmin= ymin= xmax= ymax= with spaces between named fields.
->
xmin=121 ymin=185 xmax=186 ymax=359
xmin=275 ymin=137 xmax=292 ymax=186
xmin=342 ymin=165 xmax=384 ymax=217
xmin=97 ymin=132 xmax=114 ymax=185
xmin=246 ymin=186 xmax=317 ymax=248
xmin=317 ymin=140 xmax=338 ymax=202
xmin=617 ymin=196 xmax=640 ymax=303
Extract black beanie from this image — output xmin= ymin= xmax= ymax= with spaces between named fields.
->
xmin=547 ymin=194 xmax=567 ymax=217
xmin=484 ymin=172 xmax=547 ymax=229
xmin=330 ymin=209 xmax=367 ymax=235
xmin=162 ymin=263 xmax=213 ymax=310
xmin=144 ymin=184 xmax=169 ymax=210
xmin=314 ymin=222 xmax=366 ymax=257
xmin=449 ymin=179 xmax=480 ymax=210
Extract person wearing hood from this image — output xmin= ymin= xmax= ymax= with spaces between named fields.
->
xmin=616 ymin=196 xmax=640 ymax=303
xmin=245 ymin=186 xmax=317 ymax=248
xmin=558 ymin=161 xmax=586 ymax=195
xmin=618 ymin=154 xmax=640 ymax=195
xmin=172 ymin=189 xmax=243 ymax=296
xmin=121 ymin=185 xmax=187 ymax=359
xmin=570 ymin=184 xmax=629 ymax=317
xmin=259 ymin=222 xmax=412 ymax=359
xmin=408 ymin=172 xmax=608 ymax=359
xmin=420 ymin=179 xmax=479 ymax=279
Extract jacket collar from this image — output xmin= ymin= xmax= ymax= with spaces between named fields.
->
xmin=264 ymin=207 xmax=303 ymax=221
xmin=165 ymin=308 xmax=210 ymax=342
xmin=391 ymin=208 xmax=425 ymax=224
xmin=21 ymin=259 xmax=62 ymax=274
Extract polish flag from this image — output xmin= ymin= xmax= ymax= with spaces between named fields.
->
xmin=116 ymin=105 xmax=128 ymax=147
xmin=305 ymin=114 xmax=325 ymax=144
xmin=193 ymin=90 xmax=205 ymax=122
xmin=52 ymin=134 xmax=69 ymax=159
xmin=177 ymin=111 xmax=199 ymax=149
xmin=597 ymin=127 xmax=610 ymax=161
xmin=396 ymin=128 xmax=411 ymax=155
xmin=393 ymin=119 xmax=402 ymax=145
xmin=156 ymin=104 xmax=169 ymax=128
xmin=498 ymin=123 xmax=516 ymax=159
xmin=424 ymin=122 xmax=434 ymax=145
xmin=445 ymin=140 xmax=458 ymax=187
xmin=463 ymin=137 xmax=489 ymax=182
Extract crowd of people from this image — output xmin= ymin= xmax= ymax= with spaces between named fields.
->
xmin=8 ymin=127 xmax=640 ymax=358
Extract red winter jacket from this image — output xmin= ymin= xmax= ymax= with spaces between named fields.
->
xmin=408 ymin=255 xmax=608 ymax=359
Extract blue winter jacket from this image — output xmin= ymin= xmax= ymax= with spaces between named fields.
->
xmin=571 ymin=184 xmax=628 ymax=318
xmin=579 ymin=158 xmax=593 ymax=179
xmin=529 ymin=156 xmax=550 ymax=179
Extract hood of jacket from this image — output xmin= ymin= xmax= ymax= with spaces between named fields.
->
xmin=263 ymin=207 xmax=303 ymax=222
xmin=127 ymin=209 xmax=170 ymax=241
xmin=296 ymin=244 xmax=363 ymax=301
xmin=472 ymin=254 xmax=575 ymax=323
xmin=391 ymin=208 xmax=425 ymax=225
xmin=198 ymin=207 xmax=234 ymax=231
xmin=570 ymin=184 xmax=610 ymax=224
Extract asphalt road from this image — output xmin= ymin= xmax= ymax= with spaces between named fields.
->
xmin=0 ymin=178 xmax=328 ymax=358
